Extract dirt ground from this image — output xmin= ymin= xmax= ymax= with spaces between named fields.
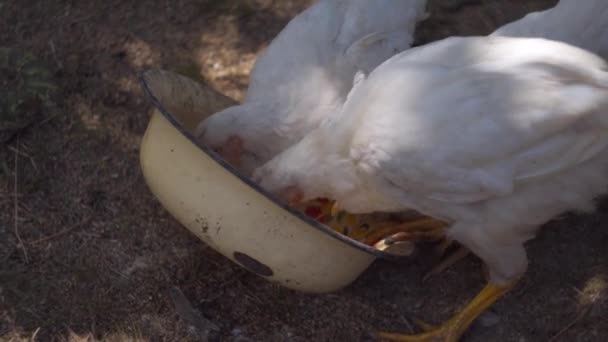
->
xmin=1 ymin=0 xmax=607 ymax=341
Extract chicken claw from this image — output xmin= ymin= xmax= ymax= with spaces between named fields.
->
xmin=377 ymin=281 xmax=517 ymax=342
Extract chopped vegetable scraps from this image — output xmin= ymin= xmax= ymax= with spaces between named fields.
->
xmin=296 ymin=198 xmax=447 ymax=255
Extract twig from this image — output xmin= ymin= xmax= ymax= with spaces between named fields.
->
xmin=38 ymin=113 xmax=58 ymax=126
xmin=48 ymin=39 xmax=63 ymax=70
xmin=13 ymin=138 xmax=29 ymax=263
xmin=168 ymin=286 xmax=220 ymax=338
xmin=548 ymin=306 xmax=591 ymax=342
xmin=401 ymin=316 xmax=415 ymax=334
xmin=7 ymin=145 xmax=37 ymax=171
xmin=30 ymin=327 xmax=41 ymax=342
xmin=108 ymin=267 xmax=128 ymax=279
xmin=27 ymin=216 xmax=93 ymax=245
xmin=2 ymin=120 xmax=36 ymax=145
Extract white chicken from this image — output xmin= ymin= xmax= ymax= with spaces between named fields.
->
xmin=195 ymin=0 xmax=428 ymax=176
xmin=418 ymin=0 xmax=608 ymax=275
xmin=253 ymin=36 xmax=608 ymax=341
xmin=492 ymin=0 xmax=608 ymax=57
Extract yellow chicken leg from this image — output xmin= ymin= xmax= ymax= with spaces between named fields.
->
xmin=424 ymin=243 xmax=471 ymax=281
xmin=377 ymin=280 xmax=518 ymax=342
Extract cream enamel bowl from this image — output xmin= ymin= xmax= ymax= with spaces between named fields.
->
xmin=138 ymin=69 xmax=409 ymax=293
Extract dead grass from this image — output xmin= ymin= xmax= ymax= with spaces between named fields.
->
xmin=1 ymin=0 xmax=607 ymax=341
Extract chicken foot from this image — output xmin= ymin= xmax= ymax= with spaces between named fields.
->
xmin=377 ymin=280 xmax=518 ymax=342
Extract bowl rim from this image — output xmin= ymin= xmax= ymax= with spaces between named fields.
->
xmin=139 ymin=70 xmax=407 ymax=261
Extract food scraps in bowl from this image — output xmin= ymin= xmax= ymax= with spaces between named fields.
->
xmin=294 ymin=198 xmax=447 ymax=256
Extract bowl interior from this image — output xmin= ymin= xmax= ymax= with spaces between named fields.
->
xmin=140 ymin=69 xmax=412 ymax=261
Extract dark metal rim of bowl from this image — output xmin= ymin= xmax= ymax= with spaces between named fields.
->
xmin=139 ymin=69 xmax=411 ymax=262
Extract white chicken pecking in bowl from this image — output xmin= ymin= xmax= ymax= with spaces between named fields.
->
xmin=253 ymin=35 xmax=608 ymax=341
xmin=195 ymin=0 xmax=428 ymax=176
